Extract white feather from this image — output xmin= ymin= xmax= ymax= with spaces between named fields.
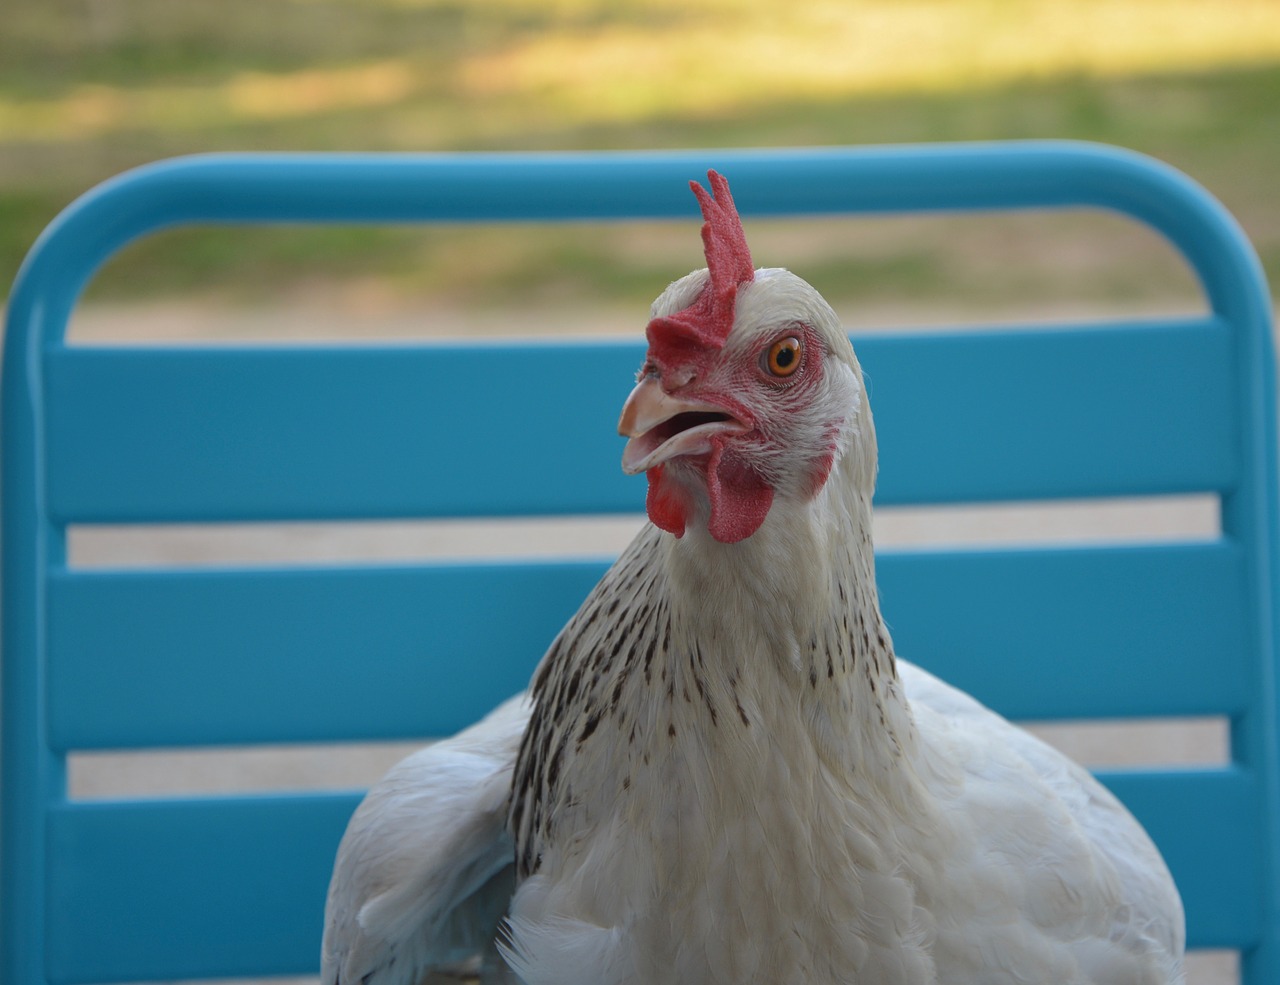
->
xmin=321 ymin=693 xmax=530 ymax=985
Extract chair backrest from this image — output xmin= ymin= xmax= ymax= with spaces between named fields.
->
xmin=3 ymin=143 xmax=1277 ymax=984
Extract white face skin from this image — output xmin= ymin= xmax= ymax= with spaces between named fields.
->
xmin=619 ymin=267 xmax=872 ymax=543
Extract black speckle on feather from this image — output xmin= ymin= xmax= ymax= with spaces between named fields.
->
xmin=643 ymin=634 xmax=658 ymax=684
xmin=694 ymin=673 xmax=718 ymax=725
xmin=543 ymin=749 xmax=559 ymax=802
xmin=578 ymin=712 xmax=601 ymax=744
xmin=591 ymin=628 xmax=616 ymax=671
xmin=531 ymin=637 xmax=564 ymax=694
xmin=564 ymin=666 xmax=583 ymax=705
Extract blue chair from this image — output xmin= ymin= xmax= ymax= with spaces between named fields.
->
xmin=3 ymin=143 xmax=1277 ymax=983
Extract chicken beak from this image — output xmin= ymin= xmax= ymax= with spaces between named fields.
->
xmin=618 ymin=375 xmax=746 ymax=475
xmin=618 ymin=375 xmax=681 ymax=441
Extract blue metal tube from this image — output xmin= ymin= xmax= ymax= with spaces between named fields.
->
xmin=4 ymin=141 xmax=1276 ymax=983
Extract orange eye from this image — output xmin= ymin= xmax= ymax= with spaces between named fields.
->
xmin=765 ymin=336 xmax=803 ymax=377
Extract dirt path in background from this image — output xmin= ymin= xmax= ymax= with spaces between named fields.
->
xmin=65 ymin=290 xmax=1221 ymax=346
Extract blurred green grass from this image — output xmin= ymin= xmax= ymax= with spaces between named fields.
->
xmin=3 ymin=0 xmax=1278 ymax=317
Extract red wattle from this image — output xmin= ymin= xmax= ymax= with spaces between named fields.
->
xmin=706 ymin=447 xmax=773 ymax=544
xmin=645 ymin=465 xmax=688 ymax=538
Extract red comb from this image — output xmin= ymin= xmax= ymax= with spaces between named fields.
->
xmin=646 ymin=170 xmax=755 ymax=361
xmin=692 ymin=170 xmax=755 ymax=304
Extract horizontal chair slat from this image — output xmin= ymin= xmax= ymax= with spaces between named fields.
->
xmin=46 ymin=793 xmax=361 ymax=985
xmin=44 ymin=317 xmax=1236 ymax=523
xmin=880 ymin=539 xmax=1251 ymax=720
xmin=45 ymin=341 xmax=643 ymax=524
xmin=44 ymin=767 xmax=1260 ymax=984
xmin=48 ymin=561 xmax=605 ymax=751
xmin=868 ymin=317 xmax=1237 ymax=504
xmin=48 ymin=540 xmax=1248 ymax=751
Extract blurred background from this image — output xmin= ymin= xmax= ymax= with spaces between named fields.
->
xmin=3 ymin=0 xmax=1278 ymax=336
xmin=5 ymin=4 xmax=1276 ymax=983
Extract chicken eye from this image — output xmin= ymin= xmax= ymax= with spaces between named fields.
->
xmin=765 ymin=336 xmax=803 ymax=378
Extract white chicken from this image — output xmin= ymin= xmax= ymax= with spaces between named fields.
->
xmin=322 ymin=171 xmax=1185 ymax=985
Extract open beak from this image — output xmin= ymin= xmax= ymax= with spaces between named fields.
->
xmin=618 ymin=375 xmax=748 ymax=475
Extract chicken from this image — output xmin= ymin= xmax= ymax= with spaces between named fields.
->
xmin=322 ymin=171 xmax=1186 ymax=985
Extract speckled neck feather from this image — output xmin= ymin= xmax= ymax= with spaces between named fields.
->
xmin=508 ymin=446 xmax=909 ymax=883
